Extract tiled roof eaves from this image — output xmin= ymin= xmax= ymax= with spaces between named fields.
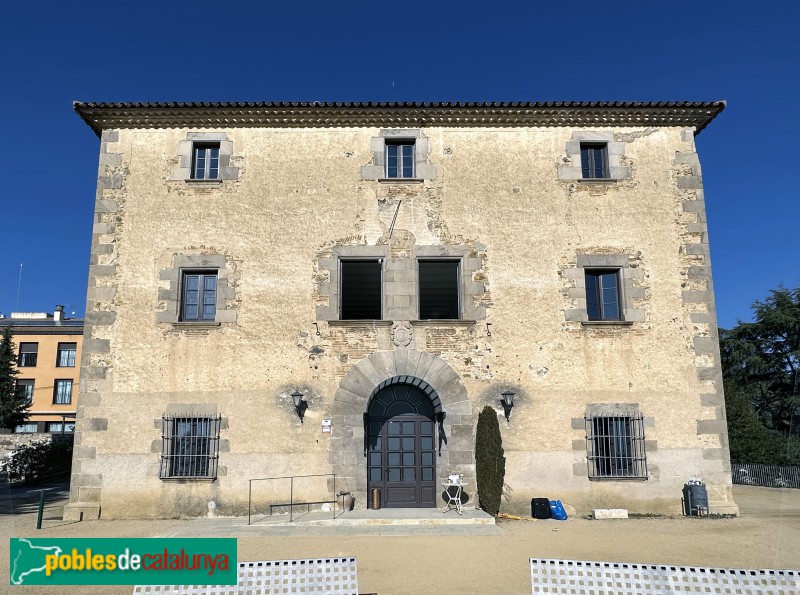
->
xmin=73 ymin=100 xmax=726 ymax=137
xmin=0 ymin=320 xmax=84 ymax=335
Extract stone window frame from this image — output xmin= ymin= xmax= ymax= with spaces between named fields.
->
xmin=316 ymin=245 xmax=486 ymax=323
xmin=157 ymin=254 xmax=237 ymax=327
xmin=180 ymin=270 xmax=218 ymax=322
xmin=558 ymin=131 xmax=631 ymax=182
xmin=316 ymin=246 xmax=389 ymax=322
xmin=169 ymin=132 xmax=239 ymax=183
xmin=412 ymin=246 xmax=486 ymax=322
xmin=361 ymin=129 xmax=438 ymax=181
xmin=564 ymin=254 xmax=645 ymax=325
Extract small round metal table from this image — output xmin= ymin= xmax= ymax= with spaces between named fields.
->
xmin=442 ymin=482 xmax=466 ymax=515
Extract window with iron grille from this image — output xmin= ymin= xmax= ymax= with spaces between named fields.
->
xmin=585 ymin=415 xmax=647 ymax=479
xmin=53 ymin=380 xmax=73 ymax=404
xmin=18 ymin=343 xmax=38 ymax=367
xmin=57 ymin=342 xmax=77 ymax=367
xmin=585 ymin=269 xmax=622 ymax=321
xmin=191 ymin=143 xmax=220 ymax=180
xmin=580 ymin=143 xmax=609 ymax=179
xmin=16 ymin=379 xmax=34 ymax=404
xmin=181 ymin=271 xmax=218 ymax=322
xmin=385 ymin=142 xmax=415 ymax=178
xmin=160 ymin=416 xmax=221 ymax=479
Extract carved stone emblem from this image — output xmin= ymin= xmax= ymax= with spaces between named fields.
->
xmin=392 ymin=322 xmax=412 ymax=347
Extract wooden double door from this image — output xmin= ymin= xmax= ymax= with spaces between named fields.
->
xmin=366 ymin=384 xmax=437 ymax=508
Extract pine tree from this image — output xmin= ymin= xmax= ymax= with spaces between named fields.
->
xmin=0 ymin=326 xmax=28 ymax=430
xmin=475 ymin=405 xmax=505 ymax=516
xmin=720 ymin=284 xmax=800 ymax=464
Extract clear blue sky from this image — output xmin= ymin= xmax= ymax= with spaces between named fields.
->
xmin=1 ymin=1 xmax=797 ymax=329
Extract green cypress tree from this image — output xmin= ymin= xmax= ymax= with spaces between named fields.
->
xmin=0 ymin=326 xmax=28 ymax=430
xmin=475 ymin=405 xmax=505 ymax=516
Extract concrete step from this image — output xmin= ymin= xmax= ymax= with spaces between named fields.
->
xmin=245 ymin=507 xmax=495 ymax=527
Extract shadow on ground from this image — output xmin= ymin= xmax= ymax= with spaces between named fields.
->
xmin=0 ymin=475 xmax=70 ymax=519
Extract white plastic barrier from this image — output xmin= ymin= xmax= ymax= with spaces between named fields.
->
xmin=134 ymin=557 xmax=359 ymax=595
xmin=530 ymin=558 xmax=799 ymax=594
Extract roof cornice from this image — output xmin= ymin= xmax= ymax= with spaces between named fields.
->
xmin=0 ymin=322 xmax=84 ymax=335
xmin=73 ymin=101 xmax=726 ymax=137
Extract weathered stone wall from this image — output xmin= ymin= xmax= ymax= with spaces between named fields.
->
xmin=66 ymin=124 xmax=736 ymax=520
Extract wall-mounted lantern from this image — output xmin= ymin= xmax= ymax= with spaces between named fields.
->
xmin=500 ymin=390 xmax=515 ymax=423
xmin=291 ymin=390 xmax=308 ymax=423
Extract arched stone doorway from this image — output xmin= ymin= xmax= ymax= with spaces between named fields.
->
xmin=367 ymin=382 xmax=437 ymax=507
xmin=329 ymin=350 xmax=474 ymax=510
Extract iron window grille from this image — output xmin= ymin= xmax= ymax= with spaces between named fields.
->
xmin=180 ymin=271 xmax=218 ymax=322
xmin=580 ymin=143 xmax=609 ymax=179
xmin=191 ymin=143 xmax=221 ymax=180
xmin=585 ymin=269 xmax=622 ymax=321
xmin=385 ymin=142 xmax=415 ymax=178
xmin=57 ymin=342 xmax=77 ymax=367
xmin=160 ymin=416 xmax=221 ymax=479
xmin=16 ymin=379 xmax=35 ymax=404
xmin=18 ymin=343 xmax=38 ymax=367
xmin=585 ymin=415 xmax=647 ymax=479
xmin=53 ymin=380 xmax=73 ymax=404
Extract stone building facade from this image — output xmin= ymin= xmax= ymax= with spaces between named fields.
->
xmin=65 ymin=101 xmax=737 ymax=520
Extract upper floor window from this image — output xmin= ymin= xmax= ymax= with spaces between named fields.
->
xmin=386 ymin=142 xmax=415 ymax=179
xmin=53 ymin=379 xmax=73 ymax=405
xmin=558 ymin=132 xmax=630 ymax=182
xmin=580 ymin=143 xmax=609 ymax=179
xmin=181 ymin=271 xmax=218 ymax=322
xmin=57 ymin=342 xmax=77 ymax=367
xmin=169 ymin=133 xmax=238 ymax=183
xmin=16 ymin=379 xmax=34 ymax=404
xmin=18 ymin=343 xmax=38 ymax=367
xmin=340 ymin=260 xmax=382 ymax=320
xmin=191 ymin=144 xmax=220 ymax=180
xmin=361 ymin=129 xmax=437 ymax=182
xmin=15 ymin=423 xmax=38 ymax=433
xmin=585 ymin=269 xmax=621 ymax=321
xmin=419 ymin=260 xmax=460 ymax=320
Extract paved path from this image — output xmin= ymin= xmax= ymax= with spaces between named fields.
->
xmin=2 ymin=485 xmax=798 ymax=594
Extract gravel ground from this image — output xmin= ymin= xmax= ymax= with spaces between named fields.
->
xmin=1 ymin=485 xmax=798 ymax=594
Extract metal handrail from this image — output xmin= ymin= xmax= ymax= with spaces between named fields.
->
xmin=248 ymin=473 xmax=337 ymax=525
